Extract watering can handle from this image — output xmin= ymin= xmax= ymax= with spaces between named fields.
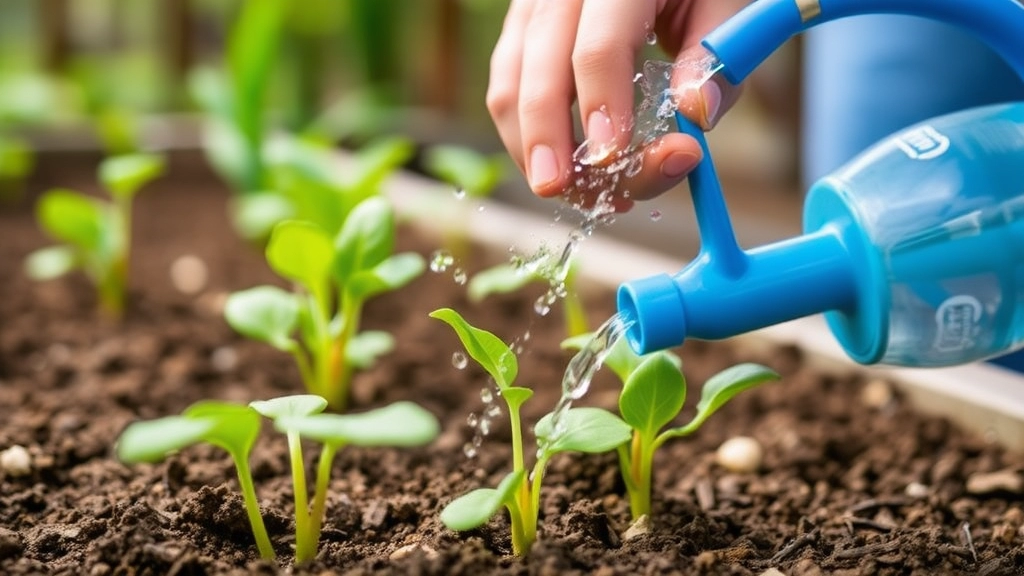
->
xmin=683 ymin=0 xmax=1024 ymax=268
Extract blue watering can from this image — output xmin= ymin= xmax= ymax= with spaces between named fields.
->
xmin=617 ymin=0 xmax=1024 ymax=367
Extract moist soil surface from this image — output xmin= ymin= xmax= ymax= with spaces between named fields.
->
xmin=2 ymin=151 xmax=1024 ymax=576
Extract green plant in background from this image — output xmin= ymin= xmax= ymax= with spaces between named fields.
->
xmin=117 ymin=394 xmax=439 ymax=564
xmin=0 ymin=134 xmax=33 ymax=203
xmin=430 ymin=308 xmax=631 ymax=555
xmin=224 ymin=197 xmax=425 ymax=410
xmin=232 ymin=133 xmax=413 ymax=242
xmin=564 ymin=335 xmax=778 ymax=520
xmin=469 ymin=259 xmax=589 ymax=337
xmin=24 ymin=153 xmax=165 ymax=318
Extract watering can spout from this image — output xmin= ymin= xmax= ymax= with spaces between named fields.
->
xmin=617 ymin=228 xmax=859 ymax=355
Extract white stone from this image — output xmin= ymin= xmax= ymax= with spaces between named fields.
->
xmin=715 ymin=436 xmax=763 ymax=474
xmin=389 ymin=543 xmax=439 ymax=561
xmin=169 ymin=255 xmax=209 ymax=295
xmin=861 ymin=379 xmax=894 ymax=409
xmin=1 ymin=445 xmax=32 ymax=477
xmin=905 ymin=481 xmax=930 ymax=498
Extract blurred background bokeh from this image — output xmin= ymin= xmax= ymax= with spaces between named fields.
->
xmin=0 ymin=0 xmax=805 ymax=254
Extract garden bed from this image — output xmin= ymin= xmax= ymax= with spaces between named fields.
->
xmin=1 ymin=150 xmax=1023 ymax=575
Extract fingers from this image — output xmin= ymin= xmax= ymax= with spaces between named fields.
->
xmin=573 ymin=0 xmax=658 ymax=163
xmin=486 ymin=0 xmax=533 ymax=185
xmin=517 ymin=0 xmax=583 ymax=197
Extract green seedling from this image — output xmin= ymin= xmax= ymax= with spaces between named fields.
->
xmin=231 ymin=134 xmax=414 ymax=241
xmin=225 ymin=197 xmax=424 ymax=410
xmin=565 ymin=335 xmax=778 ymax=520
xmin=431 ymin=308 xmax=630 ymax=555
xmin=24 ymin=153 xmax=165 ymax=318
xmin=469 ymin=258 xmax=588 ymax=337
xmin=117 ymin=394 xmax=439 ymax=565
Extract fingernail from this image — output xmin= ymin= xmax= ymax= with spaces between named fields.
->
xmin=661 ymin=151 xmax=698 ymax=179
xmin=585 ymin=109 xmax=615 ymax=161
xmin=529 ymin=144 xmax=559 ymax=189
xmin=700 ymin=80 xmax=722 ymax=128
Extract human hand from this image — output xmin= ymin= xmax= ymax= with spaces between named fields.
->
xmin=487 ymin=0 xmax=747 ymax=210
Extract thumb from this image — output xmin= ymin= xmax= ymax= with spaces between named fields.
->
xmin=671 ymin=46 xmax=744 ymax=131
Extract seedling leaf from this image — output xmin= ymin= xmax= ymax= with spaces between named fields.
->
xmin=467 ymin=263 xmax=533 ymax=303
xmin=224 ymin=286 xmax=300 ymax=351
xmin=440 ymin=470 xmax=524 ymax=531
xmin=99 ymin=153 xmax=165 ymax=200
xmin=333 ymin=197 xmax=394 ymax=282
xmin=422 ymin=144 xmax=504 ymax=198
xmin=266 ymin=220 xmax=334 ymax=289
xmin=345 ymin=330 xmax=394 ymax=369
xmin=502 ymin=387 xmax=533 ymax=411
xmin=37 ymin=189 xmax=106 ymax=251
xmin=231 ymin=192 xmax=295 ymax=241
xmin=671 ymin=363 xmax=779 ymax=437
xmin=184 ymin=401 xmax=262 ymax=456
xmin=24 ymin=245 xmax=77 ymax=280
xmin=250 ymin=394 xmax=328 ymax=420
xmin=429 ymin=308 xmax=517 ymax=389
xmin=116 ymin=416 xmax=217 ymax=463
xmin=619 ymin=354 xmax=686 ymax=437
xmin=346 ymin=252 xmax=424 ymax=301
xmin=275 ymin=401 xmax=440 ymax=447
xmin=535 ymin=407 xmax=631 ymax=456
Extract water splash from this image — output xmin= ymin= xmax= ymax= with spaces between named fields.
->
xmin=429 ymin=250 xmax=455 ymax=273
xmin=539 ymin=313 xmax=634 ymax=454
xmin=451 ymin=351 xmax=468 ymax=370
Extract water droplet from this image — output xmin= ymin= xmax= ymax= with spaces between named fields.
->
xmin=463 ymin=443 xmax=477 ymax=459
xmin=467 ymin=413 xmax=479 ymax=427
xmin=429 ymin=250 xmax=455 ymax=273
xmin=534 ymin=294 xmax=551 ymax=316
xmin=480 ymin=387 xmax=493 ymax=404
xmin=650 ymin=209 xmax=662 ymax=221
xmin=453 ymin=186 xmax=466 ymax=200
xmin=472 ymin=435 xmax=483 ymax=448
xmin=633 ymin=72 xmax=644 ymax=83
xmin=522 ymin=330 xmax=531 ymax=342
xmin=453 ymin=267 xmax=467 ymax=285
xmin=486 ymin=404 xmax=502 ymax=418
xmin=452 ymin=351 xmax=468 ymax=370
xmin=479 ymin=419 xmax=491 ymax=435
xmin=477 ymin=205 xmax=485 ymax=212
xmin=645 ymin=31 xmax=658 ymax=45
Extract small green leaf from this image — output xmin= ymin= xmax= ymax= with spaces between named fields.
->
xmin=224 ymin=286 xmax=300 ymax=351
xmin=671 ymin=363 xmax=779 ymax=437
xmin=231 ymin=192 xmax=295 ymax=241
xmin=116 ymin=416 xmax=217 ymax=463
xmin=265 ymin=220 xmax=334 ymax=290
xmin=275 ymin=401 xmax=439 ymax=447
xmin=535 ymin=407 xmax=631 ymax=456
xmin=184 ymin=401 xmax=262 ymax=457
xmin=99 ymin=153 xmax=165 ymax=200
xmin=422 ymin=145 xmax=504 ymax=198
xmin=345 ymin=136 xmax=414 ymax=192
xmin=250 ymin=394 xmax=328 ymax=420
xmin=440 ymin=469 xmax=525 ymax=531
xmin=346 ymin=252 xmax=425 ymax=301
xmin=502 ymin=387 xmax=534 ymax=412
xmin=619 ymin=354 xmax=686 ymax=437
xmin=24 ymin=245 xmax=77 ymax=280
xmin=345 ymin=330 xmax=394 ymax=369
xmin=36 ymin=189 xmax=106 ymax=251
xmin=333 ymin=197 xmax=394 ymax=282
xmin=429 ymin=308 xmax=517 ymax=389
xmin=467 ymin=263 xmax=534 ymax=303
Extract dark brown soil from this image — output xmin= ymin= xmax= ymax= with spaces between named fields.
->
xmin=2 ymin=150 xmax=1024 ymax=575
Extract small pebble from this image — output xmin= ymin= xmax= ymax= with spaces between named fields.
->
xmin=0 ymin=445 xmax=31 ymax=477
xmin=904 ymin=481 xmax=930 ymax=498
xmin=169 ymin=254 xmax=209 ymax=295
xmin=622 ymin=514 xmax=651 ymax=541
xmin=966 ymin=469 xmax=1024 ymax=494
xmin=389 ymin=543 xmax=439 ymax=561
xmin=716 ymin=436 xmax=763 ymax=474
xmin=861 ymin=379 xmax=894 ymax=409
xmin=759 ymin=569 xmax=787 ymax=576
xmin=210 ymin=346 xmax=238 ymax=372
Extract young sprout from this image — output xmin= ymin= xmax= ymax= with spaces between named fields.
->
xmin=566 ymin=335 xmax=778 ymax=520
xmin=117 ymin=394 xmax=439 ymax=565
xmin=468 ymin=259 xmax=588 ymax=337
xmin=225 ymin=197 xmax=425 ymax=410
xmin=431 ymin=308 xmax=630 ymax=555
xmin=24 ymin=153 xmax=165 ymax=318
